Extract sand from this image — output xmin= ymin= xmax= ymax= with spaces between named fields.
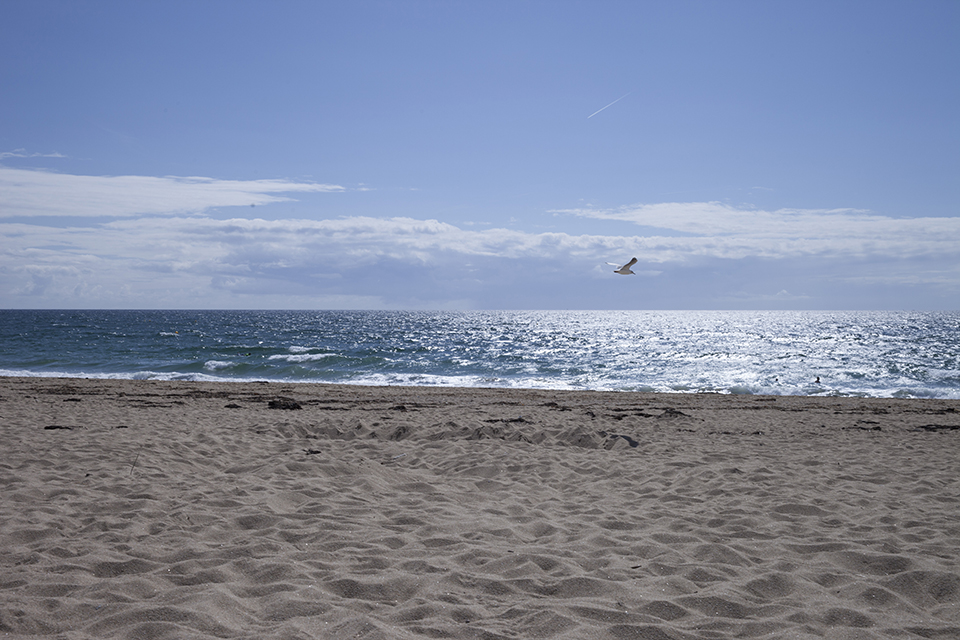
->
xmin=1 ymin=377 xmax=959 ymax=640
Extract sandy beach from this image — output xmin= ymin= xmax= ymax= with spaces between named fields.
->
xmin=1 ymin=377 xmax=958 ymax=640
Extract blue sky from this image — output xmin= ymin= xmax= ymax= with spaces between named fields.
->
xmin=2 ymin=0 xmax=958 ymax=310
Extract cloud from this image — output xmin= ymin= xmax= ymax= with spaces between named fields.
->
xmin=0 ymin=214 xmax=650 ymax=306
xmin=0 ymin=167 xmax=344 ymax=218
xmin=5 ymin=210 xmax=959 ymax=292
xmin=2 ymin=172 xmax=958 ymax=308
xmin=0 ymin=149 xmax=67 ymax=160
xmin=556 ymin=202 xmax=960 ymax=260
xmin=1 ymin=215 xmax=620 ymax=268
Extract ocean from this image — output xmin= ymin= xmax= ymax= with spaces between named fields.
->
xmin=1 ymin=310 xmax=958 ymax=399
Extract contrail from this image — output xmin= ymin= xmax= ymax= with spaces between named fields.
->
xmin=587 ymin=91 xmax=632 ymax=119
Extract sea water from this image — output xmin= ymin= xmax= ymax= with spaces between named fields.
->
xmin=1 ymin=310 xmax=958 ymax=399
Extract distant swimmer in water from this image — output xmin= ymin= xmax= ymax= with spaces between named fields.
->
xmin=814 ymin=376 xmax=821 ymax=384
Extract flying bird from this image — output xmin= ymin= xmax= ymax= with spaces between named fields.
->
xmin=607 ymin=257 xmax=638 ymax=275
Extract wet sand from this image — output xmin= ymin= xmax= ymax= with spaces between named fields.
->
xmin=2 ymin=377 xmax=959 ymax=639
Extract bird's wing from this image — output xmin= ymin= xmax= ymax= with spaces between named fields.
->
xmin=605 ymin=262 xmax=621 ymax=266
xmin=625 ymin=257 xmax=638 ymax=267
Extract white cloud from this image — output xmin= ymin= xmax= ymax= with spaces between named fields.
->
xmin=6 ymin=215 xmax=620 ymax=267
xmin=0 ymin=149 xmax=67 ymax=159
xmin=0 ymin=167 xmax=344 ymax=218
xmin=2 ymin=171 xmax=959 ymax=308
xmin=5 ymin=209 xmax=959 ymax=296
xmin=0 ymin=214 xmax=650 ymax=306
xmin=556 ymin=202 xmax=960 ymax=260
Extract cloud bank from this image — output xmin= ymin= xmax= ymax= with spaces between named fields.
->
xmin=0 ymin=167 xmax=343 ymax=218
xmin=2 ymin=169 xmax=958 ymax=309
xmin=558 ymin=202 xmax=960 ymax=260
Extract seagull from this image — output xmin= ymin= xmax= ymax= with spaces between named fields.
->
xmin=606 ymin=257 xmax=638 ymax=275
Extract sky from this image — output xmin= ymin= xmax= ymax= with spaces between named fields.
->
xmin=1 ymin=0 xmax=958 ymax=310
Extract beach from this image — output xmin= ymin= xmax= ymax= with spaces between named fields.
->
xmin=2 ymin=377 xmax=959 ymax=639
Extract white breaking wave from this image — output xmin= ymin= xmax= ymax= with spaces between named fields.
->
xmin=204 ymin=360 xmax=236 ymax=371
xmin=268 ymin=353 xmax=336 ymax=363
xmin=288 ymin=346 xmax=314 ymax=354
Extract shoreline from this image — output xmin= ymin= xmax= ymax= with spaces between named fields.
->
xmin=3 ymin=373 xmax=959 ymax=402
xmin=2 ymin=376 xmax=959 ymax=638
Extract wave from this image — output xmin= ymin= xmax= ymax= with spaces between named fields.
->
xmin=2 ymin=367 xmax=958 ymax=398
xmin=2 ymin=310 xmax=959 ymax=398
xmin=267 ymin=353 xmax=337 ymax=363
xmin=203 ymin=360 xmax=237 ymax=371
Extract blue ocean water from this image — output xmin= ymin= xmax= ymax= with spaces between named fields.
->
xmin=1 ymin=310 xmax=958 ymax=398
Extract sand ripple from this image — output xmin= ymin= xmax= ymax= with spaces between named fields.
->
xmin=2 ymin=378 xmax=959 ymax=639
